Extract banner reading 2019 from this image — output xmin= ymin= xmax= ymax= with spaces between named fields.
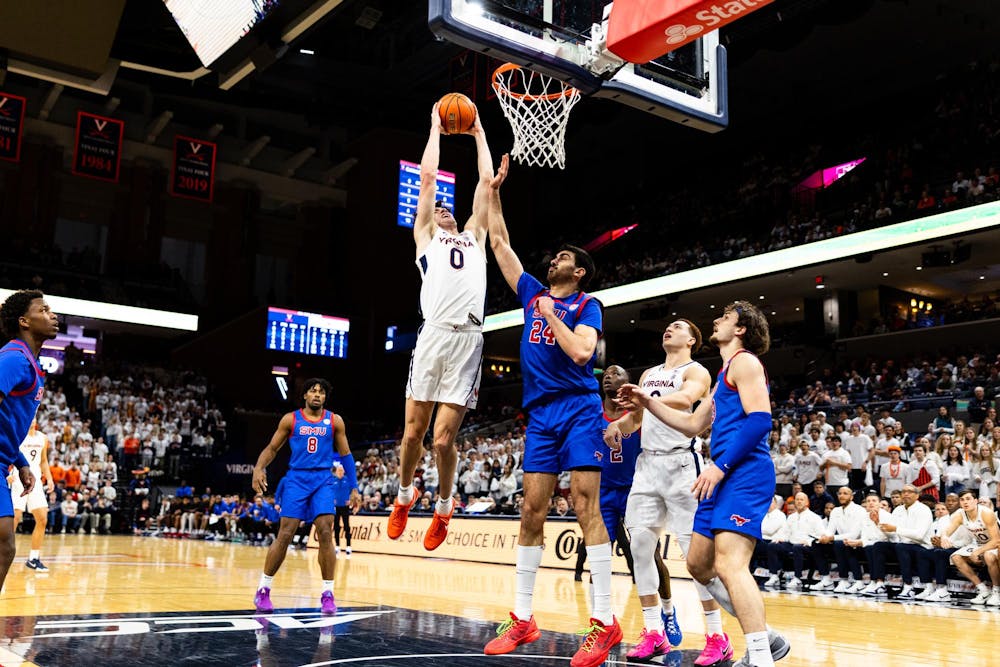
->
xmin=72 ymin=111 xmax=124 ymax=182
xmin=171 ymin=135 xmax=217 ymax=202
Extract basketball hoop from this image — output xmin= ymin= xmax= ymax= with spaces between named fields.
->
xmin=492 ymin=63 xmax=581 ymax=170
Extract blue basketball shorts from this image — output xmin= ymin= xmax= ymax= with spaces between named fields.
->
xmin=600 ymin=485 xmax=630 ymax=544
xmin=523 ymin=392 xmax=606 ymax=474
xmin=692 ymin=453 xmax=775 ymax=540
xmin=0 ymin=474 xmax=12 ymax=518
xmin=279 ymin=468 xmax=335 ymax=522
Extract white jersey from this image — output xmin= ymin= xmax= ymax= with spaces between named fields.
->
xmin=639 ymin=361 xmax=703 ymax=453
xmin=416 ymin=229 xmax=487 ymax=329
xmin=19 ymin=432 xmax=47 ymax=476
xmin=960 ymin=506 xmax=993 ymax=545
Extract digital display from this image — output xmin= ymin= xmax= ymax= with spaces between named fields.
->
xmin=40 ymin=324 xmax=99 ymax=375
xmin=397 ymin=160 xmax=456 ymax=228
xmin=267 ymin=307 xmax=349 ymax=359
xmin=164 ymin=0 xmax=282 ymax=67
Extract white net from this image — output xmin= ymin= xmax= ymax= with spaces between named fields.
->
xmin=492 ymin=63 xmax=581 ymax=170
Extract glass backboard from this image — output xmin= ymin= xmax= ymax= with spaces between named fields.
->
xmin=428 ymin=0 xmax=728 ymax=132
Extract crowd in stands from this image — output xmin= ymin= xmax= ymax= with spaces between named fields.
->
xmin=486 ymin=56 xmax=1000 ymax=316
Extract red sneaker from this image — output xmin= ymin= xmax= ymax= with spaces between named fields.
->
xmin=570 ymin=617 xmax=623 ymax=667
xmin=386 ymin=494 xmax=418 ymax=540
xmin=423 ymin=506 xmax=454 ymax=551
xmin=484 ymin=612 xmax=541 ymax=655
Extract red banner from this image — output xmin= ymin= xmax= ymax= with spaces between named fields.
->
xmin=0 ymin=92 xmax=26 ymax=162
xmin=72 ymin=111 xmax=124 ymax=182
xmin=170 ymin=135 xmax=217 ymax=202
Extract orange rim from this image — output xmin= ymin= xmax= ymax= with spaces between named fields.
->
xmin=491 ymin=62 xmax=578 ymax=102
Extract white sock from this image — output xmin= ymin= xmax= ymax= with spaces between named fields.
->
xmin=705 ymin=577 xmax=736 ymax=616
xmin=29 ymin=550 xmax=39 ymax=561
xmin=258 ymin=574 xmax=274 ymax=590
xmin=978 ymin=582 xmax=990 ymax=592
xmin=322 ymin=580 xmax=334 ymax=593
xmin=642 ymin=605 xmax=663 ymax=633
xmin=398 ymin=485 xmax=414 ymax=503
xmin=514 ymin=545 xmax=544 ymax=620
xmin=704 ymin=609 xmax=723 ymax=636
xmin=746 ymin=630 xmax=774 ymax=667
xmin=587 ymin=543 xmax=614 ymax=625
xmin=436 ymin=496 xmax=454 ymax=515
xmin=923 ymin=583 xmax=936 ymax=593
xmin=661 ymin=597 xmax=673 ymax=615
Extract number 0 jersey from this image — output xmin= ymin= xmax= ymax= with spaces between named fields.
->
xmin=416 ymin=229 xmax=487 ymax=329
xmin=288 ymin=410 xmax=336 ymax=470
xmin=640 ymin=361 xmax=705 ymax=453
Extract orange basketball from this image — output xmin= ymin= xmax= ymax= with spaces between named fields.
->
xmin=438 ymin=92 xmax=477 ymax=134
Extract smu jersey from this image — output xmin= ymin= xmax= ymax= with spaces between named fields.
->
xmin=710 ymin=350 xmax=770 ymax=465
xmin=288 ymin=410 xmax=336 ymax=470
xmin=19 ymin=432 xmax=47 ymax=476
xmin=517 ymin=272 xmax=602 ymax=410
xmin=0 ymin=340 xmax=45 ymax=468
xmin=416 ymin=229 xmax=487 ymax=327
xmin=640 ymin=361 xmax=705 ymax=453
xmin=601 ymin=411 xmax=640 ymax=489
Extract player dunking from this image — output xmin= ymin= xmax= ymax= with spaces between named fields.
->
xmin=387 ymin=102 xmax=494 ymax=551
xmin=10 ymin=420 xmax=53 ymax=571
xmin=607 ymin=319 xmax=728 ymax=663
xmin=484 ymin=154 xmax=621 ymax=667
xmin=252 ymin=379 xmax=360 ymax=614
xmin=617 ymin=302 xmax=789 ymax=667
xmin=0 ymin=289 xmax=58 ymax=593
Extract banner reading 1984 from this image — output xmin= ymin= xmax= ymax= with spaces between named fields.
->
xmin=0 ymin=92 xmax=26 ymax=162
xmin=171 ymin=135 xmax=217 ymax=202
xmin=72 ymin=111 xmax=124 ymax=182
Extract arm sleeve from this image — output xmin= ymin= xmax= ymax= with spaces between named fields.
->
xmin=713 ymin=411 xmax=772 ymax=473
xmin=340 ymin=453 xmax=358 ymax=490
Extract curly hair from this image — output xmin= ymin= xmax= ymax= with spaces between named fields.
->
xmin=0 ymin=289 xmax=44 ymax=340
xmin=301 ymin=377 xmax=333 ymax=405
xmin=727 ymin=300 xmax=771 ymax=355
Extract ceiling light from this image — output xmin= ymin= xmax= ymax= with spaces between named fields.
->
xmin=795 ymin=307 xmax=800 ymax=312
xmin=770 ymin=311 xmax=776 ymax=316
xmin=759 ymin=295 xmax=764 ymax=300
xmin=980 ymin=275 xmax=986 ymax=280
xmin=882 ymin=272 xmax=888 ymax=277
xmin=299 ymin=48 xmax=315 ymax=55
xmin=671 ymin=312 xmax=676 ymax=316
xmin=629 ymin=319 xmax=635 ymax=324
xmin=709 ymin=305 xmax=715 ymax=309
xmin=916 ymin=266 xmax=922 ymax=271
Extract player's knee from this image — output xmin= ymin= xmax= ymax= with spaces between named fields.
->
xmin=431 ymin=438 xmax=455 ymax=458
xmin=985 ymin=550 xmax=998 ymax=565
xmin=686 ymin=556 xmax=712 ymax=582
xmin=627 ymin=526 xmax=657 ymax=557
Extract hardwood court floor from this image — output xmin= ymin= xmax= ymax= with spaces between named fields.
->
xmin=0 ymin=533 xmax=997 ymax=666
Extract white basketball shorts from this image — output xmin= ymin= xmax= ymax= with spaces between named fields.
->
xmin=11 ymin=474 xmax=47 ymax=512
xmin=406 ymin=324 xmax=483 ymax=409
xmin=625 ymin=449 xmax=702 ymax=554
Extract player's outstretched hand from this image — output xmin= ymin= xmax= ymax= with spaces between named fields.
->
xmin=431 ymin=102 xmax=442 ymax=131
xmin=690 ymin=463 xmax=724 ymax=501
xmin=349 ymin=489 xmax=363 ymax=515
xmin=615 ymin=383 xmax=648 ymax=410
xmin=490 ymin=153 xmax=509 ymax=191
xmin=18 ymin=466 xmax=34 ymax=496
xmin=252 ymin=467 xmax=268 ymax=494
xmin=466 ymin=110 xmax=484 ymax=136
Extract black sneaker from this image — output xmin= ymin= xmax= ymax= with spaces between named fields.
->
xmin=25 ymin=558 xmax=49 ymax=572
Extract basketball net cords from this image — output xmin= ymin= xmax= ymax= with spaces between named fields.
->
xmin=493 ymin=67 xmax=581 ymax=170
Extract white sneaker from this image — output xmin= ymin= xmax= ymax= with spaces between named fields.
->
xmin=862 ymin=581 xmax=886 ymax=596
xmin=914 ymin=585 xmax=934 ymax=600
xmin=926 ymin=587 xmax=951 ymax=602
xmin=847 ymin=580 xmax=868 ymax=594
xmin=786 ymin=577 xmax=802 ymax=590
xmin=812 ymin=579 xmax=835 ymax=591
xmin=834 ymin=580 xmax=852 ymax=593
xmin=345 ymin=547 xmax=352 ymax=555
xmin=970 ymin=588 xmax=992 ymax=605
xmin=987 ymin=592 xmax=1000 ymax=607
xmin=897 ymin=585 xmax=915 ymax=600
xmin=764 ymin=574 xmax=781 ymax=588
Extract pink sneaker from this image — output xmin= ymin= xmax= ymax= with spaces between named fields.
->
xmin=320 ymin=590 xmax=337 ymax=615
xmin=254 ymin=587 xmax=274 ymax=613
xmin=625 ymin=628 xmax=668 ymax=660
xmin=694 ymin=633 xmax=733 ymax=666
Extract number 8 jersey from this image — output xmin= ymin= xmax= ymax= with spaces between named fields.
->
xmin=288 ymin=410 xmax=336 ymax=470
xmin=416 ymin=229 xmax=486 ymax=328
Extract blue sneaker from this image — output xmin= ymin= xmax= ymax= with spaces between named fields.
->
xmin=662 ymin=607 xmax=682 ymax=647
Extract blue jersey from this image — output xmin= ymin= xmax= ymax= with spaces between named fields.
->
xmin=601 ymin=410 xmax=640 ymax=489
xmin=710 ymin=350 xmax=770 ymax=465
xmin=0 ymin=340 xmax=45 ymax=469
xmin=517 ymin=273 xmax=602 ymax=410
xmin=288 ymin=409 xmax=336 ymax=470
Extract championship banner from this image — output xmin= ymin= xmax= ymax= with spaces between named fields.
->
xmin=309 ymin=515 xmax=689 ymax=577
xmin=72 ymin=111 xmax=124 ymax=182
xmin=0 ymin=92 xmax=26 ymax=162
xmin=171 ymin=135 xmax=217 ymax=202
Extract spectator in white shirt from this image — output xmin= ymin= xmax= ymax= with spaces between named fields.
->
xmin=794 ymin=441 xmax=822 ymax=486
xmin=759 ymin=495 xmax=789 ymax=586
xmin=834 ymin=493 xmax=893 ymax=593
xmin=941 ymin=444 xmax=971 ymax=497
xmin=813 ymin=486 xmax=868 ymax=591
xmin=880 ymin=444 xmax=907 ymax=499
xmin=805 ymin=428 xmax=827 ymax=454
xmin=905 ymin=443 xmax=941 ymax=501
xmin=842 ymin=422 xmax=874 ymax=492
xmin=821 ymin=436 xmax=852 ymax=488
xmin=765 ymin=492 xmax=826 ymax=589
xmin=773 ymin=443 xmax=796 ymax=499
xmin=862 ymin=485 xmax=933 ymax=598
xmin=873 ymin=424 xmax=900 ymax=474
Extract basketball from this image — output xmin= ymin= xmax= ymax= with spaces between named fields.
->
xmin=438 ymin=92 xmax=477 ymax=134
